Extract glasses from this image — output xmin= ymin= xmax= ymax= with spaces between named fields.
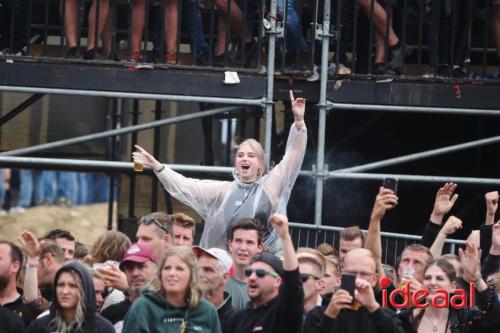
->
xmin=139 ymin=215 xmax=168 ymax=234
xmin=244 ymin=268 xmax=278 ymax=279
xmin=343 ymin=270 xmax=375 ymax=280
xmin=300 ymin=273 xmax=320 ymax=283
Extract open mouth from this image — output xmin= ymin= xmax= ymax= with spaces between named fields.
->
xmin=241 ymin=164 xmax=250 ymax=171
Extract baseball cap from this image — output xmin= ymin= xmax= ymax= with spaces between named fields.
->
xmin=251 ymin=252 xmax=284 ymax=277
xmin=120 ymin=243 xmax=158 ymax=270
xmin=193 ymin=246 xmax=233 ymax=272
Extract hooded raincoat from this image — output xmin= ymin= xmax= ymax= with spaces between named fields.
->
xmin=26 ymin=261 xmax=115 ymax=333
xmin=155 ymin=122 xmax=307 ymax=253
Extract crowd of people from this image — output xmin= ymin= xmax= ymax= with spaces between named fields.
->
xmin=0 ymin=93 xmax=499 ymax=333
xmin=1 ymin=0 xmax=499 ymax=77
xmin=0 ymin=169 xmax=109 ymax=215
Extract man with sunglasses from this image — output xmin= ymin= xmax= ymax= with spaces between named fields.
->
xmin=225 ymin=213 xmax=304 ymax=333
xmin=305 ymin=248 xmax=403 ymax=333
xmin=136 ymin=212 xmax=174 ymax=256
xmin=299 ymin=256 xmax=324 ymax=314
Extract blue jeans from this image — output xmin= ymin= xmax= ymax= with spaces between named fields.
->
xmin=182 ymin=0 xmax=208 ymax=56
xmin=76 ymin=173 xmax=90 ymax=205
xmin=278 ymin=0 xmax=307 ymax=51
xmin=19 ymin=169 xmax=44 ymax=208
xmin=43 ymin=171 xmax=78 ymax=205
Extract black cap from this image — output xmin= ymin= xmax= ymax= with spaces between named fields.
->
xmin=251 ymin=252 xmax=284 ymax=277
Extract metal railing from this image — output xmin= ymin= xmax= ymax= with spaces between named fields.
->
xmin=1 ymin=0 xmax=498 ymax=80
xmin=289 ymin=222 xmax=466 ymax=267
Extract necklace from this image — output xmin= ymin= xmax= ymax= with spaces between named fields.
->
xmin=424 ymin=312 xmax=447 ymax=332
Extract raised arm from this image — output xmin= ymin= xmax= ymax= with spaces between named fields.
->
xmin=133 ymin=145 xmax=229 ymax=219
xmin=484 ymin=191 xmax=498 ymax=226
xmin=17 ymin=230 xmax=41 ymax=304
xmin=365 ymin=186 xmax=398 ymax=278
xmin=421 ymin=183 xmax=458 ymax=247
xmin=429 ymin=216 xmax=462 ymax=258
xmin=269 ymin=213 xmax=298 ymax=271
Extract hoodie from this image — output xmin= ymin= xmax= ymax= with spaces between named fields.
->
xmin=122 ymin=290 xmax=221 ymax=333
xmin=26 ymin=261 xmax=114 ymax=333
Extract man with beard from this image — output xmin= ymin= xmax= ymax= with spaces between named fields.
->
xmin=0 ymin=240 xmax=35 ymax=327
xmin=101 ymin=242 xmax=158 ymax=333
xmin=194 ymin=246 xmax=234 ymax=327
xmin=224 ymin=214 xmax=304 ymax=333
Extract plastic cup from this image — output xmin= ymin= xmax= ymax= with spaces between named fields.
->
xmin=134 ymin=161 xmax=144 ymax=172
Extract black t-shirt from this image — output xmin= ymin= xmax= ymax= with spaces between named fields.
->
xmin=3 ymin=295 xmax=35 ymax=328
xmin=0 ymin=306 xmax=25 ymax=333
xmin=100 ymin=298 xmax=132 ymax=324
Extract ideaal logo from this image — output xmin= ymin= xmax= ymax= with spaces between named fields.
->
xmin=379 ymin=277 xmax=475 ymax=309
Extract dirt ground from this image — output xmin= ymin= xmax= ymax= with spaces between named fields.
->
xmin=0 ymin=203 xmax=114 ymax=247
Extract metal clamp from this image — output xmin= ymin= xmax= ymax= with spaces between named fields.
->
xmin=311 ymin=164 xmax=330 ymax=180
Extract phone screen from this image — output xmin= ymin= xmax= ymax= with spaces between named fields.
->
xmin=340 ymin=273 xmax=356 ymax=301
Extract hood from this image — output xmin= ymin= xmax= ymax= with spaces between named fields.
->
xmin=232 ymin=168 xmax=263 ymax=187
xmin=50 ymin=261 xmax=96 ymax=329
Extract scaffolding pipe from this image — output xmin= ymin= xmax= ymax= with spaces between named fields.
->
xmin=263 ymin=0 xmax=278 ymax=164
xmin=335 ymin=133 xmax=500 ymax=173
xmin=1 ymin=156 xmax=499 ymax=186
xmin=0 ymin=106 xmax=244 ymax=157
xmin=314 ymin=0 xmax=331 ymax=226
xmin=0 ymin=85 xmax=265 ymax=106
xmin=327 ymin=101 xmax=500 ymax=116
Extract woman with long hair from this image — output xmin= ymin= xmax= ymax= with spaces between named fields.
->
xmin=398 ymin=242 xmax=499 ymax=333
xmin=27 ymin=261 xmax=114 ymax=333
xmin=132 ymin=91 xmax=307 ymax=253
xmin=122 ymin=246 xmax=220 ymax=333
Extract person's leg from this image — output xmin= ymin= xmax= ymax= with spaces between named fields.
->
xmin=33 ymin=170 xmax=45 ymax=206
xmin=130 ymin=0 xmax=146 ymax=57
xmin=64 ymin=0 xmax=79 ymax=48
xmin=164 ymin=0 xmax=179 ymax=62
xmin=86 ymin=0 xmax=111 ymax=51
xmin=183 ymin=0 xmax=208 ymax=57
xmin=284 ymin=0 xmax=307 ymax=51
xmin=215 ymin=16 xmax=227 ymax=57
xmin=18 ymin=169 xmax=33 ymax=208
xmin=356 ymin=0 xmax=398 ymax=46
xmin=42 ymin=171 xmax=56 ymax=204
xmin=491 ymin=4 xmax=500 ymax=66
xmin=101 ymin=11 xmax=113 ymax=57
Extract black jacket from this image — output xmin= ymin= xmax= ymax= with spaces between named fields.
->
xmin=0 ymin=306 xmax=25 ymax=333
xmin=26 ymin=261 xmax=114 ymax=333
xmin=224 ymin=268 xmax=304 ymax=333
xmin=217 ymin=292 xmax=234 ymax=329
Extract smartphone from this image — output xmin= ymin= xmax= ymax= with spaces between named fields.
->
xmin=383 ymin=177 xmax=398 ymax=195
xmin=340 ymin=273 xmax=356 ymax=301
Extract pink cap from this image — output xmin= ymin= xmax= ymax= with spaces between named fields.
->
xmin=120 ymin=243 xmax=158 ymax=270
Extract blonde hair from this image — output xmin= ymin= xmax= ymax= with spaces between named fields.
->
xmin=50 ymin=270 xmax=86 ymax=332
xmin=151 ymin=246 xmax=203 ymax=308
xmin=235 ymin=139 xmax=268 ymax=175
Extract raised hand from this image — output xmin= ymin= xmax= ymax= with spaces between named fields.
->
xmin=324 ymin=288 xmax=354 ymax=319
xmin=269 ymin=213 xmax=290 ymax=239
xmin=440 ymin=216 xmax=463 ymax=236
xmin=431 ymin=183 xmax=459 ymax=224
xmin=485 ymin=191 xmax=499 ymax=225
xmin=370 ymin=186 xmax=398 ymax=221
xmin=289 ymin=90 xmax=305 ymax=122
xmin=17 ymin=230 xmax=41 ymax=258
xmin=459 ymin=241 xmax=482 ymax=283
xmin=132 ymin=145 xmax=163 ymax=172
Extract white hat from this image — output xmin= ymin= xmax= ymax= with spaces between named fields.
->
xmin=193 ymin=246 xmax=233 ymax=272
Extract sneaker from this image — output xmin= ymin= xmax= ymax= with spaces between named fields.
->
xmin=127 ymin=51 xmax=144 ymax=63
xmin=9 ymin=206 xmax=25 ymax=214
xmin=388 ymin=43 xmax=403 ymax=73
xmin=306 ymin=65 xmax=320 ymax=82
xmin=452 ymin=67 xmax=467 ymax=78
xmin=195 ymin=50 xmax=209 ymax=66
xmin=83 ymin=48 xmax=107 ymax=60
xmin=65 ymin=47 xmax=79 ymax=59
xmin=234 ymin=41 xmax=258 ymax=67
xmin=212 ymin=54 xmax=228 ymax=67
xmin=0 ymin=209 xmax=7 ymax=217
xmin=165 ymin=51 xmax=176 ymax=64
xmin=373 ymin=63 xmax=387 ymax=75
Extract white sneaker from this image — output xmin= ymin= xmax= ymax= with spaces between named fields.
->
xmin=9 ymin=206 xmax=26 ymax=214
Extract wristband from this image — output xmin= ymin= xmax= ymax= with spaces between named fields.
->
xmin=155 ymin=165 xmax=165 ymax=173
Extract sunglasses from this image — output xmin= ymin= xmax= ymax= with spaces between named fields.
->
xmin=300 ymin=273 xmax=320 ymax=283
xmin=244 ymin=268 xmax=279 ymax=279
xmin=139 ymin=215 xmax=168 ymax=234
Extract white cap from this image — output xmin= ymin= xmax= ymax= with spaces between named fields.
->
xmin=193 ymin=246 xmax=233 ymax=272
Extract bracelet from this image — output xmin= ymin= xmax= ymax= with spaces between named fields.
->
xmin=155 ymin=165 xmax=165 ymax=173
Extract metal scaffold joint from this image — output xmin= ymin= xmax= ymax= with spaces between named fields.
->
xmin=311 ymin=164 xmax=330 ymax=181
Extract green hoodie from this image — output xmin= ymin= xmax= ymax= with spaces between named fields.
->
xmin=122 ymin=291 xmax=221 ymax=333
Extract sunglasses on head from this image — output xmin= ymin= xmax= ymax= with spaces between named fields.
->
xmin=244 ymin=268 xmax=279 ymax=279
xmin=139 ymin=215 xmax=168 ymax=234
xmin=300 ymin=273 xmax=320 ymax=283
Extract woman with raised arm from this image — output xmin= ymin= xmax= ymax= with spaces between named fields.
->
xmin=132 ymin=90 xmax=307 ymax=253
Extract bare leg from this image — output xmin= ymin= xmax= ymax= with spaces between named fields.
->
xmin=492 ymin=5 xmax=500 ymax=61
xmin=87 ymin=0 xmax=111 ymax=51
xmin=215 ymin=17 xmax=227 ymax=56
xmin=164 ymin=0 xmax=178 ymax=56
xmin=101 ymin=13 xmax=113 ymax=57
xmin=214 ymin=0 xmax=252 ymax=42
xmin=131 ymin=0 xmax=146 ymax=54
xmin=64 ymin=0 xmax=79 ymax=47
xmin=374 ymin=31 xmax=385 ymax=64
xmin=357 ymin=0 xmax=398 ymax=46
